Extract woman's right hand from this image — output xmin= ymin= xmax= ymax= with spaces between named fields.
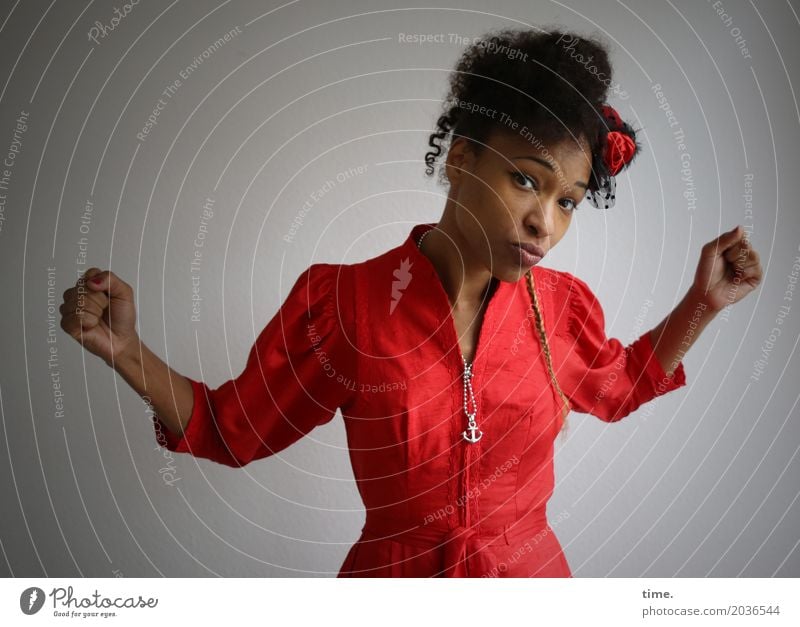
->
xmin=60 ymin=267 xmax=139 ymax=366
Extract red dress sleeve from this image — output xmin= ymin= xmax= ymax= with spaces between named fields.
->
xmin=152 ymin=263 xmax=353 ymax=467
xmin=554 ymin=271 xmax=687 ymax=422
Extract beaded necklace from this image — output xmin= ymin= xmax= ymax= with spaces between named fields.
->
xmin=417 ymin=228 xmax=482 ymax=443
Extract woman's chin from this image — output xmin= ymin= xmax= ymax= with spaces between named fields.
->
xmin=488 ymin=266 xmax=525 ymax=284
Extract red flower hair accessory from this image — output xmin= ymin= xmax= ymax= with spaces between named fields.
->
xmin=604 ymin=131 xmax=636 ymax=175
xmin=585 ymin=104 xmax=638 ymax=210
xmin=600 ymin=104 xmax=636 ymax=176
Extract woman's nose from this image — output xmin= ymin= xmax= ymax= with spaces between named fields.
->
xmin=523 ymin=199 xmax=556 ymax=239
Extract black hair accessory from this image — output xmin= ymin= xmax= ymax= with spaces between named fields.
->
xmin=585 ymin=104 xmax=637 ymax=210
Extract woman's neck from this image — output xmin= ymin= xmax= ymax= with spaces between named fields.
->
xmin=419 ymin=211 xmax=497 ymax=311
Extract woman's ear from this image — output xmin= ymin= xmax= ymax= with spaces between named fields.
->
xmin=444 ymin=137 xmax=476 ymax=189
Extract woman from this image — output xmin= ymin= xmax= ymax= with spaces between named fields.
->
xmin=59 ymin=28 xmax=762 ymax=577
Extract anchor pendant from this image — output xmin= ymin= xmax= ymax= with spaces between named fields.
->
xmin=461 ymin=362 xmax=482 ymax=443
xmin=462 ymin=425 xmax=483 ymax=443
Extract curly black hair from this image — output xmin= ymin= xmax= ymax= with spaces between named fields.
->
xmin=424 ymin=26 xmax=641 ymax=207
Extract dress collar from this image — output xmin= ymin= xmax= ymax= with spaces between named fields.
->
xmin=399 ymin=223 xmax=510 ymax=370
xmin=401 ymin=222 xmax=527 ymax=296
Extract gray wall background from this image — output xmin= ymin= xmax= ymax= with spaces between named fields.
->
xmin=1 ymin=0 xmax=798 ymax=577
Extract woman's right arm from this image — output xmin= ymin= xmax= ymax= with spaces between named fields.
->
xmin=60 ymin=267 xmax=193 ymax=438
xmin=61 ymin=263 xmax=356 ymax=468
xmin=112 ymin=340 xmax=194 ymax=438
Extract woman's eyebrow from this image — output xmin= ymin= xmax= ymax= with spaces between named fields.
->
xmin=512 ymin=155 xmax=588 ymax=190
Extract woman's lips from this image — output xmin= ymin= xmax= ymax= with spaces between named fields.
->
xmin=511 ymin=242 xmax=545 ymax=267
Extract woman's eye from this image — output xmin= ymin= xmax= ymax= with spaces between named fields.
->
xmin=510 ymin=171 xmax=579 ymax=212
xmin=511 ymin=171 xmax=536 ymax=190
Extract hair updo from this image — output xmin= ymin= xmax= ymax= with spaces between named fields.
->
xmin=424 ymin=26 xmax=641 ymax=206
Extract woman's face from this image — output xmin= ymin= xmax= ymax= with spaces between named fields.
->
xmin=445 ymin=127 xmax=593 ymax=283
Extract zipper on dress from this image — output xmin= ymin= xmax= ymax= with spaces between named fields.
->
xmin=460 ymin=353 xmax=480 ymax=528
xmin=451 ymin=278 xmax=499 ymax=528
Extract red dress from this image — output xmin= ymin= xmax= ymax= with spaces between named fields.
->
xmin=154 ymin=222 xmax=687 ymax=577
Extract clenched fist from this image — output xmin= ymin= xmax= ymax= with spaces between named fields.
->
xmin=691 ymin=225 xmax=763 ymax=312
xmin=60 ymin=267 xmax=139 ymax=366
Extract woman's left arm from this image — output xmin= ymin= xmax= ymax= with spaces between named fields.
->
xmin=650 ymin=224 xmax=763 ymax=376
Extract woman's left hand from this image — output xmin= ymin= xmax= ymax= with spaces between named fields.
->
xmin=690 ymin=225 xmax=763 ymax=312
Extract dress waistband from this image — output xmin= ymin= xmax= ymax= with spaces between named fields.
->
xmin=360 ymin=510 xmax=550 ymax=577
